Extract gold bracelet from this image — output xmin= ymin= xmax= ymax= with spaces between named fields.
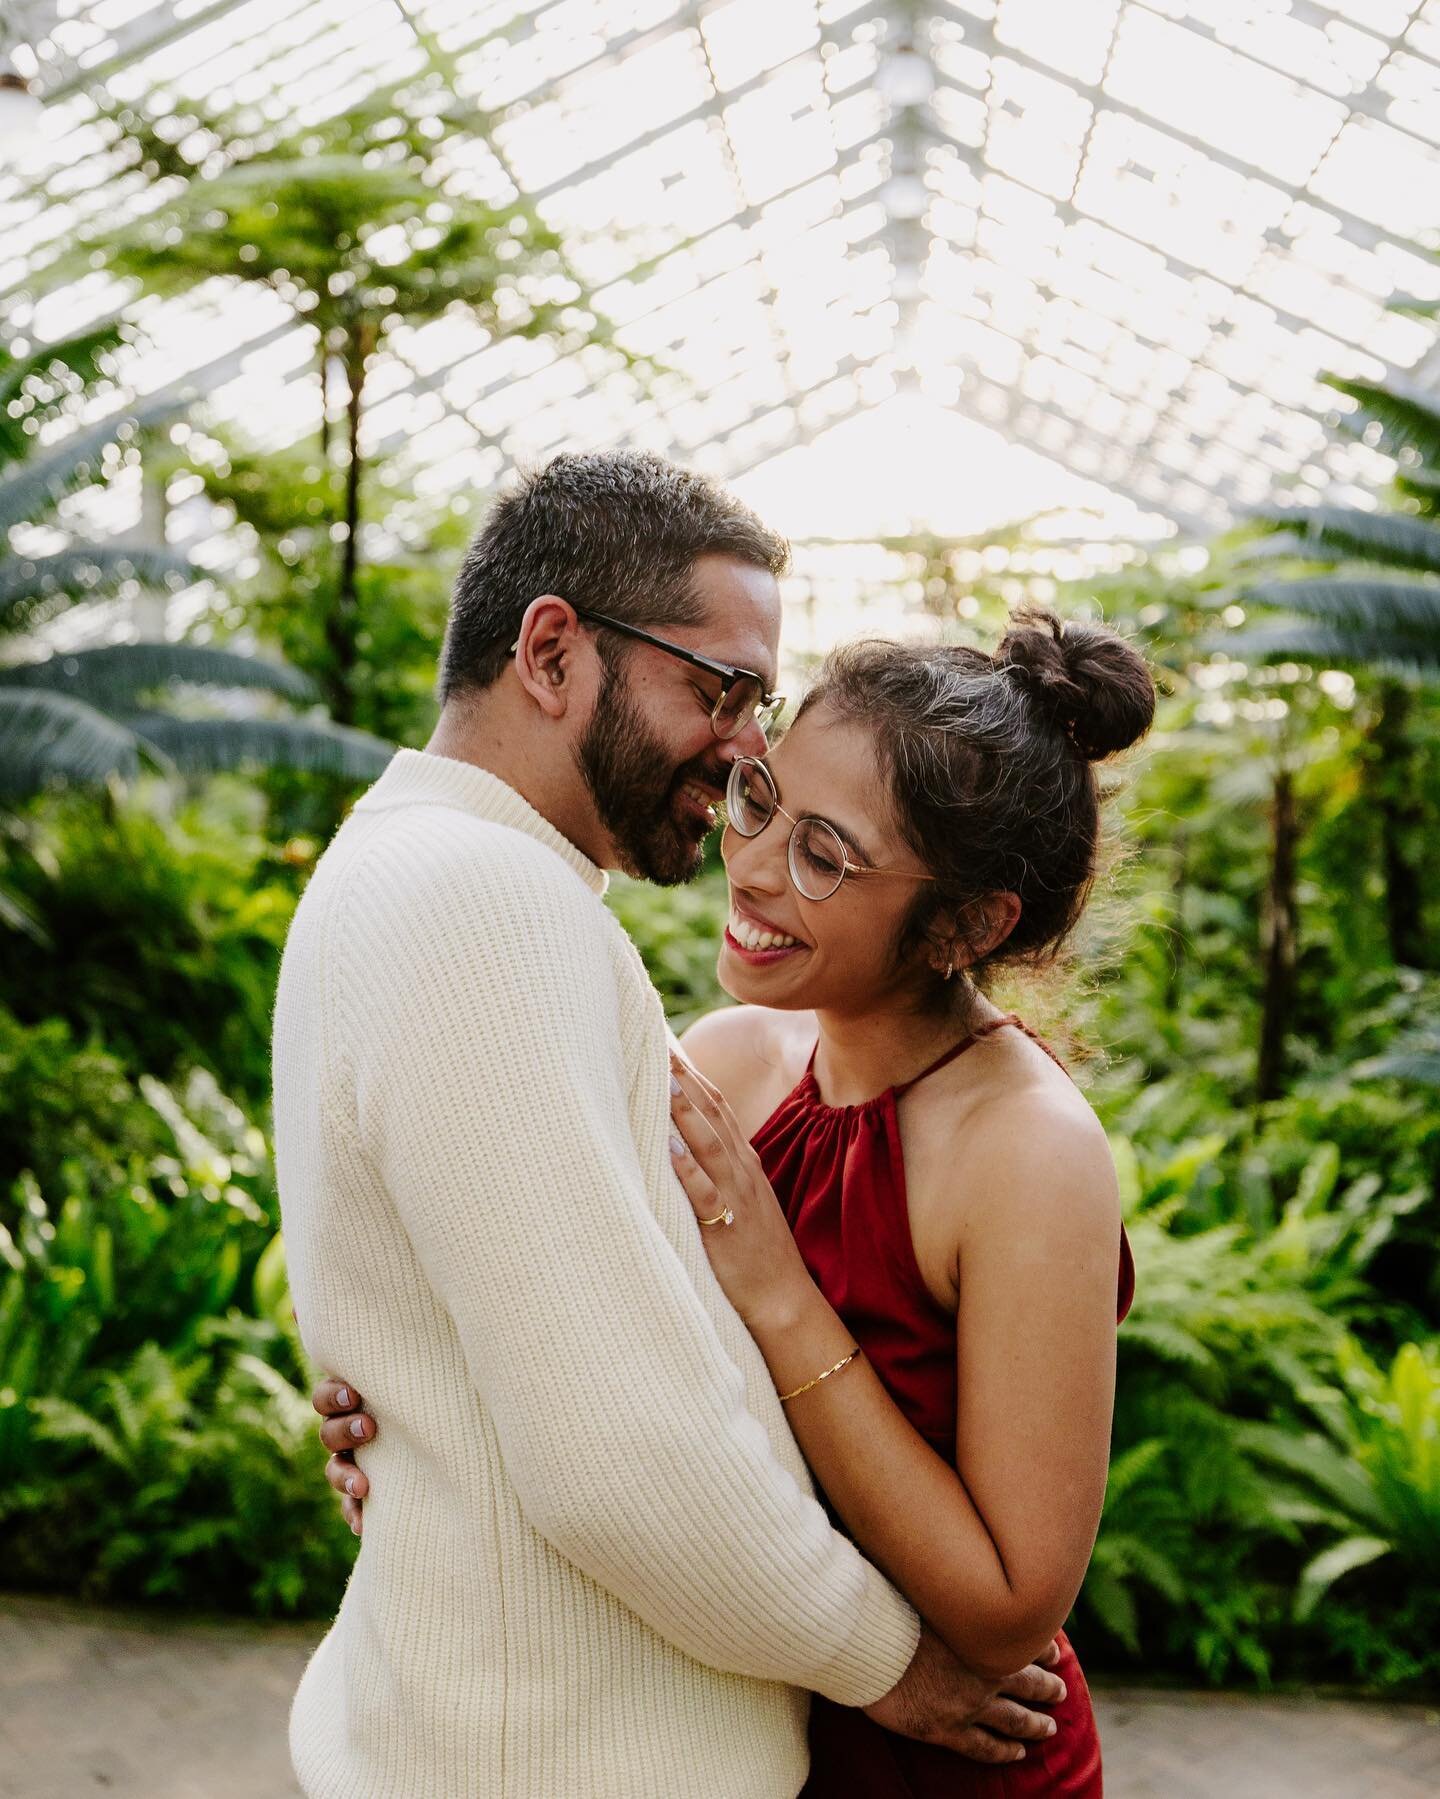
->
xmin=777 ymin=1347 xmax=862 ymax=1405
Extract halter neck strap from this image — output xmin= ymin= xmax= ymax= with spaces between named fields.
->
xmin=891 ymin=1013 xmax=1020 ymax=1097
xmin=802 ymin=1013 xmax=1022 ymax=1110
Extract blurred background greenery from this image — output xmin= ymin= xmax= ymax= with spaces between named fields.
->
xmin=3 ymin=31 xmax=1440 ymax=1708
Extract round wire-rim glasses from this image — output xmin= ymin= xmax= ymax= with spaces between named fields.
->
xmin=723 ymin=757 xmax=938 ymax=902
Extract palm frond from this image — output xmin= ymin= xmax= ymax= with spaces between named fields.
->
xmin=1240 ymin=576 xmax=1440 ymax=635
xmin=0 ymin=546 xmax=195 ymax=624
xmin=0 ymin=323 xmax=126 ymax=405
xmin=1353 ymin=1033 xmax=1440 ymax=1088
xmin=1294 ymin=1536 xmax=1392 ymax=1622
xmin=1208 ymin=620 xmax=1440 ymax=680
xmin=1233 ymin=1422 xmax=1386 ymax=1529
xmin=0 ymin=323 xmax=128 ymax=465
xmin=0 ymin=690 xmax=142 ymax=799
xmin=125 ymin=712 xmax=393 ymax=781
xmin=5 ymin=642 xmax=314 ymax=706
xmin=1326 ymin=376 xmax=1440 ymax=472
xmin=0 ymin=393 xmax=189 ymax=532
xmin=1246 ymin=507 xmax=1440 ymax=577
xmin=0 ymin=880 xmax=51 ymax=944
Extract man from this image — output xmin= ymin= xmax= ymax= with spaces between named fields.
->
xmin=274 ymin=451 xmax=1062 ymax=1798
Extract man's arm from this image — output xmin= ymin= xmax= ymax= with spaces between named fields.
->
xmin=337 ymin=821 xmax=918 ymax=1706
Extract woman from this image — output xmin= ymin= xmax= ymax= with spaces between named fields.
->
xmin=316 ymin=608 xmax=1153 ymax=1793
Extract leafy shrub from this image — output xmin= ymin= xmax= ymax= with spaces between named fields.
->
xmin=0 ymin=795 xmax=296 ymax=1109
xmin=0 ymin=1006 xmax=352 ymax=1614
xmin=1075 ymin=1126 xmax=1436 ymax=1690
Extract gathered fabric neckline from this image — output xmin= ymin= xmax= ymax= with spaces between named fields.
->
xmin=793 ymin=1012 xmax=1025 ymax=1119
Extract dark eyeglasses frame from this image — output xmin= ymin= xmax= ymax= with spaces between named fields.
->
xmin=511 ymin=604 xmax=784 ymax=741
xmin=723 ymin=756 xmax=938 ymax=902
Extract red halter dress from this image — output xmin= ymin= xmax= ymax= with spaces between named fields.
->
xmin=751 ymin=1015 xmax=1135 ymax=1798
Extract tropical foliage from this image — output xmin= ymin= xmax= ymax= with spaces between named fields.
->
xmin=0 ymin=325 xmax=391 ymax=798
xmin=0 ymin=77 xmax=1436 ymax=1705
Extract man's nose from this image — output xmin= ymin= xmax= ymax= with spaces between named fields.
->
xmin=717 ymin=711 xmax=770 ymax=763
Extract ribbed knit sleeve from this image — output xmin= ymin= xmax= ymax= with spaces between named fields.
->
xmin=335 ymin=812 xmax=919 ymax=1708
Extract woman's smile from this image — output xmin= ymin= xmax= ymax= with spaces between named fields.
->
xmin=722 ymin=898 xmax=808 ymax=964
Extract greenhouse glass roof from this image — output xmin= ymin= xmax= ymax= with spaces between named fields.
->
xmin=4 ymin=0 xmax=1440 ymax=546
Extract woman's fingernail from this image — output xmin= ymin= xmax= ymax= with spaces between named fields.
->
xmin=669 ymin=1073 xmax=682 ymax=1095
xmin=352 ymin=1521 xmax=361 ymax=1537
xmin=669 ymin=1132 xmax=686 ymax=1159
xmin=336 ymin=1386 xmax=351 ymax=1408
xmin=350 ymin=1417 xmax=366 ymax=1440
xmin=1045 ymin=1719 xmax=1057 ymax=1736
xmin=345 ymin=1475 xmax=356 ymax=1496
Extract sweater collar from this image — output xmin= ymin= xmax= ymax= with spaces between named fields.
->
xmin=357 ymin=748 xmax=609 ymax=896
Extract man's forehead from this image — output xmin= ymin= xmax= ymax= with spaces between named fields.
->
xmin=685 ymin=554 xmax=782 ymax=682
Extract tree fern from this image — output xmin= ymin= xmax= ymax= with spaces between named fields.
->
xmin=1245 ymin=506 xmax=1440 ymax=576
xmin=125 ymin=713 xmax=392 ymax=782
xmin=0 ymin=545 xmax=193 ymax=622
xmin=1326 ymin=374 xmax=1440 ymax=472
xmin=0 ymin=393 xmax=187 ymax=532
xmin=6 ymin=643 xmax=314 ymax=707
xmin=0 ymin=322 xmax=128 ymax=467
xmin=0 ymin=691 xmax=144 ymax=795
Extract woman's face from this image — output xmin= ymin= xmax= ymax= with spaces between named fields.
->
xmin=717 ymin=704 xmax=938 ymax=1015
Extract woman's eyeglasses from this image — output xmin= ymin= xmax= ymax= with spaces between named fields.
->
xmin=723 ymin=757 xmax=937 ymax=902
xmin=572 ymin=607 xmax=784 ymax=741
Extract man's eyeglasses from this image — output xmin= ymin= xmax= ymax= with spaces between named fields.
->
xmin=723 ymin=757 xmax=938 ymax=903
xmin=513 ymin=605 xmax=784 ymax=741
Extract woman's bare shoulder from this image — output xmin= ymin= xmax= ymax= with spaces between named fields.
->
xmin=907 ymin=1024 xmax=1118 ymax=1292
xmin=678 ymin=1005 xmax=816 ymax=1126
xmin=956 ymin=1041 xmax=1117 ymax=1236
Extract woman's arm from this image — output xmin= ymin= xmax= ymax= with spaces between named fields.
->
xmin=668 ymin=1057 xmax=1120 ymax=1683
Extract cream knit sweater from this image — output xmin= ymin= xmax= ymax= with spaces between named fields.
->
xmin=273 ymin=748 xmax=919 ymax=1799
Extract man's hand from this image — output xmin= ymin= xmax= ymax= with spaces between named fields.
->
xmin=864 ymin=1625 xmax=1066 ymax=1764
xmin=313 ymin=1375 xmax=376 ymax=1536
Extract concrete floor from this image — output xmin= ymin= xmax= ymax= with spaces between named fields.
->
xmin=2 ymin=1593 xmax=1437 ymax=1798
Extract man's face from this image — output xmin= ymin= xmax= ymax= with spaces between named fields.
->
xmin=574 ymin=554 xmax=782 ymax=886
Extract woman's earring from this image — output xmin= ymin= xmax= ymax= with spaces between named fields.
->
xmin=944 ymin=953 xmax=957 ymax=981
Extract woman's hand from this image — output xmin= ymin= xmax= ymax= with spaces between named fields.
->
xmin=668 ymin=1052 xmax=815 ymax=1335
xmin=312 ymin=1376 xmax=376 ymax=1536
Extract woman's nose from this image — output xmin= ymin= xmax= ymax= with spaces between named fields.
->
xmin=721 ymin=822 xmax=789 ymax=898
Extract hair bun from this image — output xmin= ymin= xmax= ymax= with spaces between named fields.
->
xmin=996 ymin=607 xmax=1155 ymax=761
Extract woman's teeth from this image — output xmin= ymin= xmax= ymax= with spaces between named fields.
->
xmin=729 ymin=914 xmax=799 ymax=952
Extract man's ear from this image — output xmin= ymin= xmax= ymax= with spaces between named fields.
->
xmin=512 ymin=596 xmax=580 ymax=718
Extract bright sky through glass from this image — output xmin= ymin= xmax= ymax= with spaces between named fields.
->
xmin=3 ymin=0 xmax=1440 ymax=640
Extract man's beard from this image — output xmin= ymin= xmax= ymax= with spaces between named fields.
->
xmin=574 ymin=670 xmax=724 ymax=886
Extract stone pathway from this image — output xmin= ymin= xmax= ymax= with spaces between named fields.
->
xmin=2 ymin=1594 xmax=1437 ymax=1797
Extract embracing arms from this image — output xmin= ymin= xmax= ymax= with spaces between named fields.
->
xmin=324 ymin=831 xmax=918 ymax=1704
xmin=667 ymin=1039 xmax=1120 ymax=1683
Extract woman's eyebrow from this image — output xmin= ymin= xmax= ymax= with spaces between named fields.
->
xmin=826 ymin=816 xmax=878 ymax=866
xmin=766 ymin=758 xmax=878 ymax=865
xmin=798 ymin=793 xmax=877 ymax=864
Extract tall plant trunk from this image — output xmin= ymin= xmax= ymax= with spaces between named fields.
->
xmin=1370 ymin=679 xmax=1427 ymax=969
xmin=1164 ymin=831 xmax=1188 ymax=1018
xmin=326 ymin=322 xmax=374 ymax=729
xmin=1257 ymin=764 xmax=1299 ymax=1104
xmin=319 ymin=343 xmax=332 ymax=464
